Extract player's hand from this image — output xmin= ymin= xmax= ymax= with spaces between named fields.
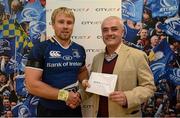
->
xmin=82 ymin=79 xmax=90 ymax=89
xmin=66 ymin=92 xmax=81 ymax=109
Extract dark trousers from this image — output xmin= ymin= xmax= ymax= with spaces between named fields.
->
xmin=37 ymin=103 xmax=82 ymax=117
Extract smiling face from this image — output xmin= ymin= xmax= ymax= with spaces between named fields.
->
xmin=150 ymin=35 xmax=160 ymax=47
xmin=0 ymin=74 xmax=6 ymax=84
xmin=52 ymin=13 xmax=74 ymax=41
xmin=101 ymin=16 xmax=124 ymax=48
xmin=140 ymin=29 xmax=148 ymax=39
xmin=51 ymin=7 xmax=75 ymax=41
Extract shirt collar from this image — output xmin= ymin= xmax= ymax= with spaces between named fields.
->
xmin=104 ymin=43 xmax=122 ymax=62
xmin=105 ymin=43 xmax=122 ymax=55
xmin=114 ymin=43 xmax=122 ymax=54
xmin=52 ymin=36 xmax=72 ymax=49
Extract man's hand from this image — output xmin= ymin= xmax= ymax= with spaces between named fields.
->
xmin=109 ymin=91 xmax=127 ymax=107
xmin=82 ymin=79 xmax=90 ymax=89
xmin=66 ymin=92 xmax=81 ymax=109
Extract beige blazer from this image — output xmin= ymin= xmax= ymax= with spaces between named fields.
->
xmin=81 ymin=43 xmax=156 ymax=117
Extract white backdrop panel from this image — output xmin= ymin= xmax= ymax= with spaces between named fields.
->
xmin=46 ymin=0 xmax=121 ymax=71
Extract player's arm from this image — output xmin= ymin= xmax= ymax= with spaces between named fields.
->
xmin=25 ymin=43 xmax=80 ymax=105
xmin=77 ymin=65 xmax=88 ymax=82
xmin=25 ymin=67 xmax=81 ymax=108
xmin=25 ymin=67 xmax=59 ymax=100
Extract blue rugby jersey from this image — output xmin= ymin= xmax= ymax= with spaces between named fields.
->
xmin=26 ymin=38 xmax=86 ymax=110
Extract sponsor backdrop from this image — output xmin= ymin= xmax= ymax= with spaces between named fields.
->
xmin=0 ymin=0 xmax=179 ymax=117
xmin=46 ymin=0 xmax=121 ymax=116
xmin=46 ymin=0 xmax=121 ymax=71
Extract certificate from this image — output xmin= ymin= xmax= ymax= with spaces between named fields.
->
xmin=86 ymin=72 xmax=117 ymax=97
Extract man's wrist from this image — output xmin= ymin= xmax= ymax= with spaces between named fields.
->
xmin=81 ymin=79 xmax=88 ymax=84
xmin=79 ymin=78 xmax=88 ymax=83
xmin=57 ymin=89 xmax=69 ymax=101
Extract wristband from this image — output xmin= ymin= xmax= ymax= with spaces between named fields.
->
xmin=57 ymin=89 xmax=69 ymax=101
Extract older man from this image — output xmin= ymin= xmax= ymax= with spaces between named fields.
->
xmin=81 ymin=16 xmax=156 ymax=117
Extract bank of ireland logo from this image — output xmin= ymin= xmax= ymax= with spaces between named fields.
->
xmin=49 ymin=51 xmax=61 ymax=58
xmin=62 ymin=55 xmax=72 ymax=61
xmin=122 ymin=0 xmax=135 ymax=17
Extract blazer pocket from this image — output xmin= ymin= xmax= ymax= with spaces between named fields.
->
xmin=130 ymin=110 xmax=139 ymax=114
xmin=126 ymin=109 xmax=141 ymax=117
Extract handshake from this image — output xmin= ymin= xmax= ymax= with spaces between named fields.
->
xmin=59 ymin=80 xmax=90 ymax=109
xmin=65 ymin=91 xmax=81 ymax=109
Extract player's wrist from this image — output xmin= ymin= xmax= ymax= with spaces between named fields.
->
xmin=81 ymin=79 xmax=90 ymax=88
xmin=79 ymin=78 xmax=87 ymax=83
xmin=57 ymin=89 xmax=69 ymax=101
xmin=82 ymin=79 xmax=88 ymax=85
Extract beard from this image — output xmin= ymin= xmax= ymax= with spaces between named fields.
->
xmin=60 ymin=34 xmax=71 ymax=40
xmin=56 ymin=32 xmax=71 ymax=41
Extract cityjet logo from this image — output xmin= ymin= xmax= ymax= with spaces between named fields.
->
xmin=165 ymin=18 xmax=180 ymax=36
xmin=71 ymin=8 xmax=89 ymax=12
xmin=95 ymin=8 xmax=120 ymax=12
xmin=122 ymin=0 xmax=135 ymax=17
xmin=167 ymin=18 xmax=180 ymax=29
xmin=86 ymin=49 xmax=104 ymax=53
xmin=159 ymin=0 xmax=178 ymax=12
xmin=71 ymin=35 xmax=91 ymax=40
xmin=160 ymin=0 xmax=177 ymax=7
xmin=97 ymin=35 xmax=103 ymax=39
xmin=49 ymin=51 xmax=61 ymax=58
xmin=81 ymin=21 xmax=102 ymax=25
xmin=46 ymin=9 xmax=53 ymax=12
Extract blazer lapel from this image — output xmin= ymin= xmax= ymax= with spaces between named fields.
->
xmin=113 ymin=44 xmax=130 ymax=74
xmin=96 ymin=53 xmax=105 ymax=73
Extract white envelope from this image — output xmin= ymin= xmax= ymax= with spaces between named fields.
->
xmin=86 ymin=72 xmax=117 ymax=97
